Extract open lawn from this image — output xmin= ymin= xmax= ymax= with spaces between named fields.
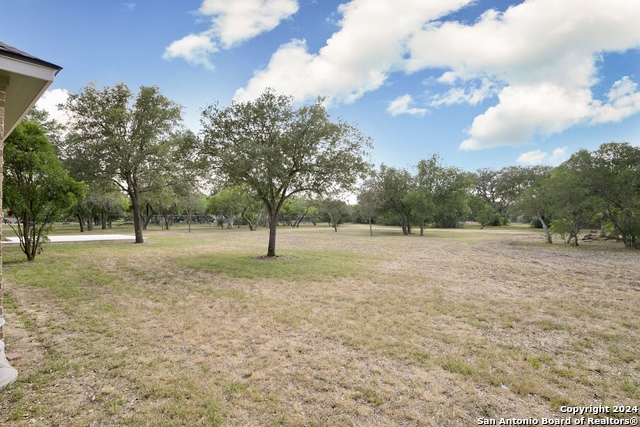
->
xmin=1 ymin=223 xmax=638 ymax=426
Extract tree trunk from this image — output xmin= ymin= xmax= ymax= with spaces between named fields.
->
xmin=77 ymin=213 xmax=85 ymax=232
xmin=267 ymin=208 xmax=278 ymax=257
xmin=86 ymin=202 xmax=94 ymax=231
xmin=22 ymin=218 xmax=35 ymax=261
xmin=368 ymin=216 xmax=373 ymax=237
xmin=241 ymin=207 xmax=255 ymax=231
xmin=142 ymin=203 xmax=155 ymax=230
xmin=101 ymin=208 xmax=107 ymax=230
xmin=538 ymin=214 xmax=552 ymax=244
xmin=400 ymin=213 xmax=408 ymax=235
xmin=295 ymin=207 xmax=310 ymax=228
xmin=327 ymin=212 xmax=338 ymax=232
xmin=129 ymin=187 xmax=144 ymax=243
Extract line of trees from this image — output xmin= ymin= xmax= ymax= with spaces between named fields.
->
xmin=3 ymin=81 xmax=639 ymax=261
xmin=204 ymin=140 xmax=640 ymax=252
xmin=353 ymin=143 xmax=640 ymax=249
xmin=515 ymin=143 xmax=640 ymax=248
xmin=4 ymin=84 xmax=372 ymax=259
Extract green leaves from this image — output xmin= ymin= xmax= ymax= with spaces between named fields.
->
xmin=3 ymin=120 xmax=86 ymax=260
xmin=201 ymin=89 xmax=371 ymax=207
xmin=583 ymin=142 xmax=640 ymax=248
xmin=515 ymin=142 xmax=640 ymax=247
xmin=200 ymin=89 xmax=371 ymax=255
xmin=364 ymin=155 xmax=473 ymax=234
xmin=62 ymin=82 xmax=188 ymax=243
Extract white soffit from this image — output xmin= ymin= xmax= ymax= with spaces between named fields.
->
xmin=0 ymin=56 xmax=59 ymax=137
xmin=0 ymin=55 xmax=58 ymax=81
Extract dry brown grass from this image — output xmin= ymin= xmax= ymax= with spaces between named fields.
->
xmin=1 ymin=223 xmax=638 ymax=426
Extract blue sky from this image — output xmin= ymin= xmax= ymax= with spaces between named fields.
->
xmin=2 ymin=0 xmax=640 ymax=172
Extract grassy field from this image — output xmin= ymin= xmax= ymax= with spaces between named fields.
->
xmin=0 ymin=223 xmax=638 ymax=426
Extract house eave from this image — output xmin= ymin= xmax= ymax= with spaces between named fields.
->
xmin=0 ymin=51 xmax=62 ymax=137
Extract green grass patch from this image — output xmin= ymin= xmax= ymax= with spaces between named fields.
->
xmin=409 ymin=350 xmax=431 ymax=364
xmin=536 ymin=318 xmax=565 ymax=331
xmin=608 ymin=344 xmax=636 ymax=363
xmin=525 ymin=353 xmax=555 ymax=369
xmin=2 ymin=291 xmax=18 ymax=310
xmin=200 ymin=401 xmax=226 ymax=426
xmin=353 ymin=386 xmax=384 ymax=406
xmin=178 ymin=249 xmax=369 ymax=282
xmin=620 ymin=379 xmax=640 ymax=398
xmin=441 ymin=357 xmax=474 ymax=376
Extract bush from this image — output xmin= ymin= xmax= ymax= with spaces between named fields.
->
xmin=550 ymin=219 xmax=572 ymax=243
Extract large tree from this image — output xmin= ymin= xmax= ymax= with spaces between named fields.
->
xmin=547 ymin=156 xmax=601 ymax=246
xmin=320 ymin=197 xmax=350 ymax=232
xmin=206 ymin=186 xmax=254 ymax=229
xmin=3 ymin=120 xmax=86 ymax=261
xmin=283 ymin=197 xmax=318 ymax=228
xmin=357 ymin=176 xmax=379 ymax=236
xmin=408 ymin=154 xmax=473 ymax=232
xmin=513 ymin=167 xmax=555 ymax=242
xmin=475 ymin=165 xmax=552 ymax=225
xmin=62 ymin=83 xmax=185 ymax=243
xmin=374 ymin=165 xmax=414 ymax=235
xmin=586 ymin=142 xmax=640 ymax=248
xmin=201 ymin=89 xmax=371 ymax=257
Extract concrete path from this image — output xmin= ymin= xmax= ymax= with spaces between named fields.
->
xmin=3 ymin=234 xmax=135 ymax=244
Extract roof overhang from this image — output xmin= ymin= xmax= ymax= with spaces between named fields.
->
xmin=0 ymin=44 xmax=62 ymax=138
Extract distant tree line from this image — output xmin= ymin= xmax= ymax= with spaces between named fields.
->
xmin=353 ymin=143 xmax=640 ymax=249
xmin=3 ymin=81 xmax=639 ymax=261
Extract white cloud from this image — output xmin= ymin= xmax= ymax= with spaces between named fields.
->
xmin=163 ymin=0 xmax=298 ymax=68
xmin=235 ymin=0 xmax=640 ymax=150
xmin=460 ymin=83 xmax=593 ymax=150
xmin=407 ymin=0 xmax=640 ymax=150
xmin=163 ymin=34 xmax=218 ymax=70
xmin=517 ymin=150 xmax=547 ymax=165
xmin=199 ymin=0 xmax=298 ymax=48
xmin=591 ymin=76 xmax=640 ymax=123
xmin=35 ymin=89 xmax=70 ymax=126
xmin=387 ymin=94 xmax=427 ymax=116
xmin=431 ymin=77 xmax=498 ymax=106
xmin=549 ymin=146 xmax=568 ymax=164
xmin=517 ymin=146 xmax=568 ymax=165
xmin=235 ymin=0 xmax=474 ymax=103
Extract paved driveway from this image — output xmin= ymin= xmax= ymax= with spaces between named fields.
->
xmin=3 ymin=235 xmax=135 ymax=244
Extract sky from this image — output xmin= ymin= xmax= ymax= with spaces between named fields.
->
xmin=2 ymin=0 xmax=640 ymax=173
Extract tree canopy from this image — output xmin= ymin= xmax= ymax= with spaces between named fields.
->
xmin=200 ymin=89 xmax=372 ymax=256
xmin=3 ymin=120 xmax=86 ymax=260
xmin=565 ymin=143 xmax=640 ymax=248
xmin=62 ymin=82 xmax=187 ymax=243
